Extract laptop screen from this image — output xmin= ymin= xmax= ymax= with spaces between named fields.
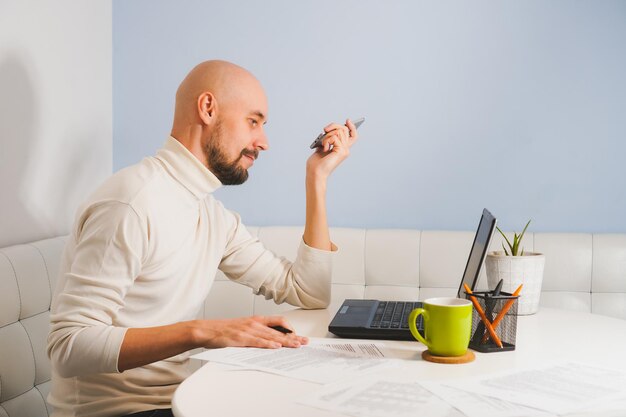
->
xmin=456 ymin=208 xmax=497 ymax=298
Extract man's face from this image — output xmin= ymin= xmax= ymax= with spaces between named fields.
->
xmin=203 ymin=119 xmax=258 ymax=185
xmin=202 ymin=87 xmax=269 ymax=185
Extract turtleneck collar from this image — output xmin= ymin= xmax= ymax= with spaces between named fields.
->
xmin=155 ymin=136 xmax=222 ymax=199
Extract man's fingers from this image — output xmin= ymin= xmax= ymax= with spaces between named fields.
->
xmin=253 ymin=316 xmax=303 ymax=348
xmin=346 ymin=119 xmax=358 ymax=142
xmin=261 ymin=330 xmax=301 ymax=348
xmin=262 ymin=316 xmax=296 ymax=332
xmin=323 ymin=123 xmax=350 ymax=138
xmin=319 ymin=121 xmax=354 ymax=152
xmin=324 ymin=123 xmax=344 ymax=132
xmin=248 ymin=336 xmax=281 ymax=349
xmin=263 ymin=315 xmax=291 ymax=327
xmin=321 ymin=130 xmax=351 ymax=153
xmin=232 ymin=323 xmax=295 ymax=348
xmin=323 ymin=134 xmax=336 ymax=152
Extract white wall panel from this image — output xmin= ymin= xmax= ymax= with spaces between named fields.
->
xmin=0 ymin=0 xmax=112 ymax=247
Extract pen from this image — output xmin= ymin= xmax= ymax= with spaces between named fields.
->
xmin=481 ymin=283 xmax=523 ymax=343
xmin=269 ymin=325 xmax=293 ymax=334
xmin=464 ymin=283 xmax=503 ymax=348
xmin=485 ymin=279 xmax=504 ymax=324
xmin=493 ymin=279 xmax=504 ymax=296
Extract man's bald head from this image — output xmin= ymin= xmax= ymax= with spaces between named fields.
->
xmin=172 ymin=60 xmax=266 ymax=129
xmin=170 ymin=60 xmax=270 ymax=185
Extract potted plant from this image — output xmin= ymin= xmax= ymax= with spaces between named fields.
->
xmin=485 ymin=220 xmax=545 ymax=315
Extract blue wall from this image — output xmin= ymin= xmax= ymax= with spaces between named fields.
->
xmin=113 ymin=0 xmax=626 ymax=232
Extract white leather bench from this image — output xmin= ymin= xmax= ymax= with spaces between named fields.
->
xmin=205 ymin=227 xmax=626 ymax=320
xmin=1 ymin=228 xmax=625 ymax=417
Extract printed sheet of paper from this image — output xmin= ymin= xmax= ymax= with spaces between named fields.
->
xmin=444 ymin=362 xmax=626 ymax=415
xmin=307 ymin=338 xmax=389 ymax=358
xmin=298 ymin=377 xmax=463 ymax=417
xmin=569 ymin=396 xmax=626 ymax=417
xmin=421 ymin=382 xmax=554 ymax=417
xmin=190 ymin=344 xmax=397 ymax=384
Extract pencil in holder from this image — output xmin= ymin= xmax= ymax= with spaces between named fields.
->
xmin=465 ymin=290 xmax=519 ymax=353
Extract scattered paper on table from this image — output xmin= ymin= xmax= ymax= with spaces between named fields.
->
xmin=308 ymin=338 xmax=389 ymax=358
xmin=565 ymin=395 xmax=626 ymax=417
xmin=191 ymin=344 xmax=398 ymax=384
xmin=444 ymin=362 xmax=626 ymax=415
xmin=421 ymin=382 xmax=554 ymax=417
xmin=298 ymin=377 xmax=463 ymax=417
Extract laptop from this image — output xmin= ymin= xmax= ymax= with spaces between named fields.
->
xmin=328 ymin=208 xmax=497 ymax=341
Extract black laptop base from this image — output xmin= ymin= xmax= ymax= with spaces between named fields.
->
xmin=328 ymin=325 xmax=418 ymax=341
xmin=328 ymin=299 xmax=424 ymax=341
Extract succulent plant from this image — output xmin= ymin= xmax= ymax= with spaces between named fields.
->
xmin=496 ymin=220 xmax=531 ymax=256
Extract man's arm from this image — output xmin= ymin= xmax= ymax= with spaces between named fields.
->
xmin=118 ymin=316 xmax=306 ymax=372
xmin=303 ymin=119 xmax=358 ymax=250
xmin=49 ymin=203 xmax=306 ymax=377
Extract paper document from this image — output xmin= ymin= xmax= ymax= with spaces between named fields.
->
xmin=444 ymin=362 xmax=626 ymax=415
xmin=191 ymin=344 xmax=397 ymax=384
xmin=298 ymin=377 xmax=463 ymax=417
xmin=571 ymin=395 xmax=626 ymax=417
xmin=308 ymin=338 xmax=389 ymax=358
xmin=421 ymin=382 xmax=553 ymax=417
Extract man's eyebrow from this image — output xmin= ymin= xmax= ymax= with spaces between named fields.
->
xmin=251 ymin=111 xmax=267 ymax=124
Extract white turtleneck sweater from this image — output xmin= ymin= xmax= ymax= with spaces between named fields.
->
xmin=47 ymin=137 xmax=334 ymax=417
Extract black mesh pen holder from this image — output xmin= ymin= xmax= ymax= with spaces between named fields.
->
xmin=465 ymin=291 xmax=519 ymax=353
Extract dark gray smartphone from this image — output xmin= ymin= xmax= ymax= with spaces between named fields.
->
xmin=309 ymin=117 xmax=365 ymax=149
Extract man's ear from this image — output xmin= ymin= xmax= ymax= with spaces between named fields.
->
xmin=197 ymin=92 xmax=217 ymax=125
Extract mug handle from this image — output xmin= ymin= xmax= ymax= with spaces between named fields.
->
xmin=408 ymin=308 xmax=430 ymax=348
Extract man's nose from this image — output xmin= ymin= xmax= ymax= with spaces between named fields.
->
xmin=254 ymin=128 xmax=269 ymax=151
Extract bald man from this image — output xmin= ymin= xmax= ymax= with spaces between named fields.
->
xmin=47 ymin=60 xmax=358 ymax=417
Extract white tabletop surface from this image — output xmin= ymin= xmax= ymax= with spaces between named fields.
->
xmin=172 ymin=308 xmax=626 ymax=417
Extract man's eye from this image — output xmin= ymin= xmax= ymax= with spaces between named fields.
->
xmin=249 ymin=119 xmax=258 ymax=127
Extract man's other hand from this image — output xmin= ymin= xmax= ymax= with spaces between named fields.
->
xmin=193 ymin=316 xmax=308 ymax=349
xmin=306 ymin=119 xmax=358 ymax=182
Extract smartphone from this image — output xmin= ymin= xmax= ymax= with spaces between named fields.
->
xmin=309 ymin=117 xmax=365 ymax=149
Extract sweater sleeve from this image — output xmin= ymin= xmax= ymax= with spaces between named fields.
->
xmin=47 ymin=202 xmax=146 ymax=378
xmin=217 ymin=211 xmax=335 ymax=309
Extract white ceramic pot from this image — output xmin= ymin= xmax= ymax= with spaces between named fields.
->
xmin=485 ymin=251 xmax=545 ymax=315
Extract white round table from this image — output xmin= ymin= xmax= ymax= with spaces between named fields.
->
xmin=172 ymin=308 xmax=626 ymax=417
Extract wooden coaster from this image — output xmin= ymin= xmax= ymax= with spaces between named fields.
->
xmin=422 ymin=349 xmax=475 ymax=364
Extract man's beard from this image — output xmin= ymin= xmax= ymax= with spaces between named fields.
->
xmin=203 ymin=121 xmax=258 ymax=185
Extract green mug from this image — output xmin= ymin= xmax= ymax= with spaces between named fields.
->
xmin=408 ymin=297 xmax=473 ymax=357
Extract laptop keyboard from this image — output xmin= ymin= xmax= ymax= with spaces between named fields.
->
xmin=369 ymin=301 xmax=423 ymax=329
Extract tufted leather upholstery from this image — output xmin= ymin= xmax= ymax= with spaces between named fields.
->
xmin=204 ymin=228 xmax=626 ymax=320
xmin=0 ymin=237 xmax=67 ymax=417
xmin=1 ymin=229 xmax=625 ymax=417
